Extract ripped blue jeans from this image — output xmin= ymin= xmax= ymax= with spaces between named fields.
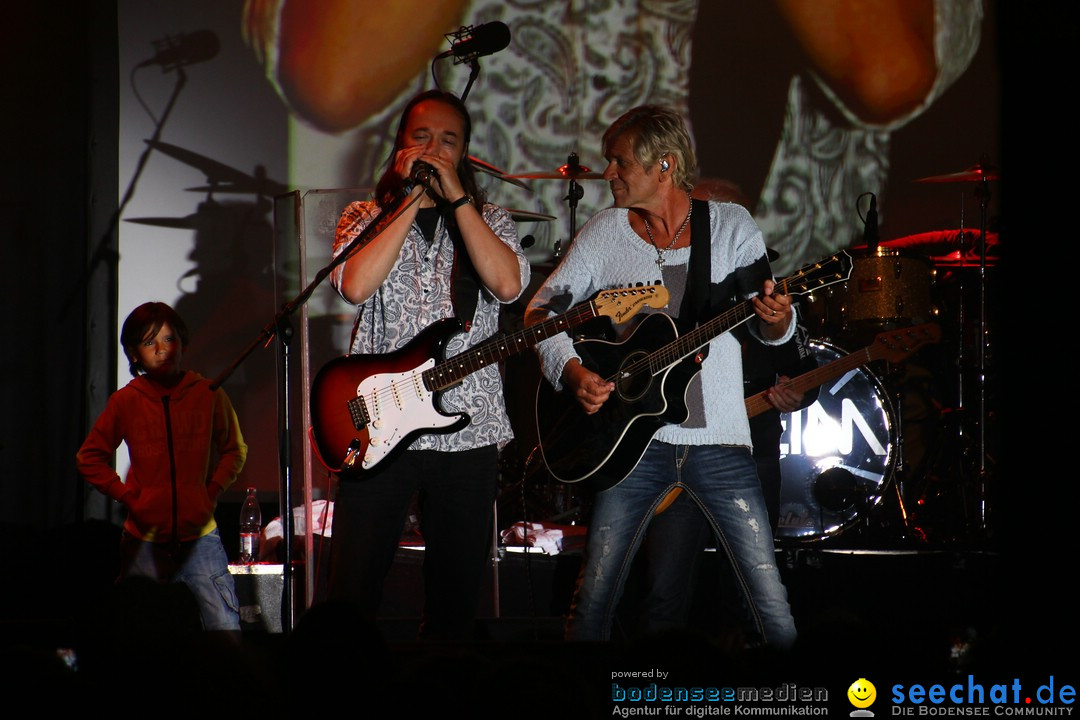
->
xmin=566 ymin=442 xmax=796 ymax=649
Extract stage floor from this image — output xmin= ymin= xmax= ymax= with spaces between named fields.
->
xmin=1 ymin=495 xmax=1068 ymax=716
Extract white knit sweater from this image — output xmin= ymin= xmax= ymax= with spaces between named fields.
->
xmin=525 ymin=201 xmax=795 ymax=449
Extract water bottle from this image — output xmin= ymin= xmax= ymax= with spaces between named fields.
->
xmin=239 ymin=487 xmax=261 ymax=564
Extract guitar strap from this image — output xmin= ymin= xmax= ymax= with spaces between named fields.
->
xmin=414 ymin=206 xmax=481 ymax=328
xmin=677 ymin=198 xmax=712 ymax=333
xmin=446 ymin=215 xmax=483 ymax=329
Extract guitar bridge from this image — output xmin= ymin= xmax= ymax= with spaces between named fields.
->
xmin=347 ymin=394 xmax=370 ymax=430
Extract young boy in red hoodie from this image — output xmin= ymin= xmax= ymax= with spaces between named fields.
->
xmin=78 ymin=302 xmax=248 ymax=631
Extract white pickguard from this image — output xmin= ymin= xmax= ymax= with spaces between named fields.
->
xmin=355 ymin=358 xmax=462 ymax=469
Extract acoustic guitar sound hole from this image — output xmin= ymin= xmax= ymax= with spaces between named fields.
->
xmin=615 ymin=350 xmax=652 ymax=402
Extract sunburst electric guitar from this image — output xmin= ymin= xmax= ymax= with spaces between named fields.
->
xmin=309 ymin=284 xmax=670 ymax=477
xmin=535 ymin=251 xmax=854 ymax=491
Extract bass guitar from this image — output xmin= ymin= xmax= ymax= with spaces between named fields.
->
xmin=654 ymin=321 xmax=942 ymax=515
xmin=309 ymin=284 xmax=670 ymax=476
xmin=742 ymin=321 xmax=942 ymax=418
xmin=535 ymin=251 xmax=853 ymax=490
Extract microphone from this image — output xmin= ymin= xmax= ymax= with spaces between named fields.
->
xmin=411 ymin=162 xmax=436 ymax=185
xmin=437 ymin=22 xmax=512 ymax=62
xmin=401 ymin=161 xmax=435 ymax=196
xmin=863 ymin=193 xmax=879 ymax=253
xmin=136 ymin=30 xmax=220 ymax=71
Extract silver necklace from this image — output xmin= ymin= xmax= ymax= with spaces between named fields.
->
xmin=642 ymin=195 xmax=692 ymax=271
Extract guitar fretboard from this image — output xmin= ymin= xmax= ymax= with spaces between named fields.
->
xmin=742 ymin=322 xmax=939 ymax=418
xmin=423 ymin=304 xmax=594 ymax=391
xmin=424 ymin=285 xmax=668 ymax=391
xmin=743 ymin=346 xmax=873 ymax=419
xmin=616 ymin=256 xmax=851 ymax=381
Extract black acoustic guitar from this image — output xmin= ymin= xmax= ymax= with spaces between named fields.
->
xmin=535 ymin=251 xmax=853 ymax=490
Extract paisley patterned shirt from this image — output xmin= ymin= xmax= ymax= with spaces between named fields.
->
xmin=331 ymin=201 xmax=530 ymax=452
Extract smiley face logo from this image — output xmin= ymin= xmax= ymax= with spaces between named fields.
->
xmin=847 ymin=678 xmax=877 ymax=709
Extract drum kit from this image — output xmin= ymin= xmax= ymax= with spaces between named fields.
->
xmin=778 ymin=162 xmax=1000 ymax=547
xmin=486 ymin=153 xmax=1001 ymax=549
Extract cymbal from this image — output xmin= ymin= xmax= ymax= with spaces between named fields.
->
xmin=468 ymin=155 xmax=505 ymax=174
xmin=468 ymin=156 xmax=530 ymax=190
xmin=915 ymin=162 xmax=1001 ymax=183
xmin=505 ymin=163 xmax=604 ymax=181
xmin=506 ymin=208 xmax=557 ymax=223
xmin=930 ymin=250 xmax=999 ymax=267
xmin=880 ymin=229 xmax=999 ymax=256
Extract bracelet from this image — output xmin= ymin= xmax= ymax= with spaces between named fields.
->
xmin=449 ymin=195 xmax=472 ymax=211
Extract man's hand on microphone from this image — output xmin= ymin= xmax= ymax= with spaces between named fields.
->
xmin=393 ymin=146 xmax=426 ymax=196
xmin=417 ymin=152 xmax=464 ymax=203
xmin=394 ymin=146 xmax=464 ymax=203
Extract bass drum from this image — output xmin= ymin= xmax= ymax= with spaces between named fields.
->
xmin=775 ymin=340 xmax=898 ymax=541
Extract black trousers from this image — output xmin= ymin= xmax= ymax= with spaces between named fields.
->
xmin=326 ymin=445 xmax=498 ymax=641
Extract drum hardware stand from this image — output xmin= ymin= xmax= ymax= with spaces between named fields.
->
xmin=866 ymin=358 xmax=921 ymax=547
xmin=504 ymin=153 xmax=604 ymax=260
xmin=902 ymin=305 xmax=986 ymax=546
xmin=859 ymin=483 xmax=915 ymax=547
xmin=971 ymin=175 xmax=993 ymax=539
xmin=925 ymin=173 xmax=996 ymax=545
xmin=903 ymin=158 xmax=999 ymax=545
xmin=490 ymin=497 xmax=501 ymax=618
xmin=555 ymin=152 xmax=588 ymax=259
xmin=886 ymin=364 xmax=911 ymax=531
xmin=912 ymin=406 xmax=983 ymax=545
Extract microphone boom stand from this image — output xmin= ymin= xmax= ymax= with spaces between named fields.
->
xmin=210 ymin=188 xmax=420 ymax=632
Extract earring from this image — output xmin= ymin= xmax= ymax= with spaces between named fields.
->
xmin=659 ymin=159 xmax=670 ymax=172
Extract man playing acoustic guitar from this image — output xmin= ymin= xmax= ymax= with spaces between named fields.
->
xmin=525 ymin=105 xmax=799 ymax=649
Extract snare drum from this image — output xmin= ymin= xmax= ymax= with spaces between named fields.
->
xmin=775 ymin=340 xmax=898 ymax=541
xmin=802 ymin=249 xmax=935 ymax=338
